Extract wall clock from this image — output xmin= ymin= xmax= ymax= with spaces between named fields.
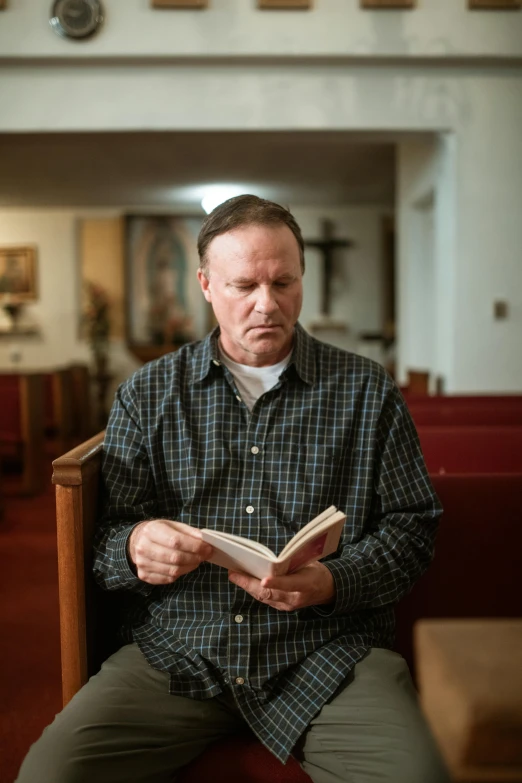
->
xmin=50 ymin=0 xmax=104 ymax=40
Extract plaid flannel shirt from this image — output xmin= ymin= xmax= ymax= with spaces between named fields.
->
xmin=93 ymin=322 xmax=441 ymax=763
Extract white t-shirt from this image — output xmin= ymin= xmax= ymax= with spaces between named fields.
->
xmin=218 ymin=346 xmax=292 ymax=411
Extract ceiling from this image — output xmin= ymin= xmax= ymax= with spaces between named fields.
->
xmin=0 ymin=131 xmax=397 ymax=209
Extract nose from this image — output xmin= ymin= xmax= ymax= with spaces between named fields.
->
xmin=254 ymin=285 xmax=279 ymax=315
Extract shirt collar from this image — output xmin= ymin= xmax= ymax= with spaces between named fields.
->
xmin=192 ymin=321 xmax=316 ymax=386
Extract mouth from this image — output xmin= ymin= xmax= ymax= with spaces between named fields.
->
xmin=248 ymin=325 xmax=282 ymax=335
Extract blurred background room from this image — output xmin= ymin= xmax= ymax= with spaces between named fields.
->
xmin=0 ymin=1 xmax=521 ymax=782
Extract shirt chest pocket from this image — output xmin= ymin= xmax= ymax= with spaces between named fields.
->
xmin=273 ymin=444 xmax=344 ymax=522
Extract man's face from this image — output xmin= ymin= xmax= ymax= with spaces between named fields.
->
xmin=197 ymin=223 xmax=303 ymax=367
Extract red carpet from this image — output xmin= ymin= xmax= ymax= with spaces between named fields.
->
xmin=0 ymin=473 xmax=62 ymax=783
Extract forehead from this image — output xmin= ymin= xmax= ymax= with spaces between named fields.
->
xmin=206 ymin=223 xmax=301 ymax=274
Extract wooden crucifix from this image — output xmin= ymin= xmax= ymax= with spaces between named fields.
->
xmin=304 ymin=219 xmax=353 ymax=317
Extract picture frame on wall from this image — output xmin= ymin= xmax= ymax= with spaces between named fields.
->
xmin=360 ymin=0 xmax=415 ymax=7
xmin=150 ymin=0 xmax=208 ymax=8
xmin=124 ymin=214 xmax=212 ymax=363
xmin=468 ymin=0 xmax=520 ymax=8
xmin=0 ymin=246 xmax=38 ymax=302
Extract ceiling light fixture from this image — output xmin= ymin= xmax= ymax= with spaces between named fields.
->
xmin=201 ymin=186 xmax=249 ymax=215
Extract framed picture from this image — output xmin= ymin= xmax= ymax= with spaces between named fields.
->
xmin=125 ymin=214 xmax=212 ymax=362
xmin=0 ymin=246 xmax=38 ymax=302
xmin=258 ymin=0 xmax=312 ymax=8
xmin=468 ymin=0 xmax=520 ymax=7
xmin=360 ymin=0 xmax=415 ymax=7
xmin=151 ymin=0 xmax=208 ymax=7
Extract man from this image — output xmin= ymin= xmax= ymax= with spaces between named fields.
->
xmin=17 ymin=195 xmax=449 ymax=783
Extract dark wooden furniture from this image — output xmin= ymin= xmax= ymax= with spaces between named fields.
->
xmin=0 ymin=371 xmax=45 ymax=495
xmin=67 ymin=362 xmax=94 ymax=442
xmin=44 ymin=368 xmax=75 ymax=456
xmin=406 ymin=369 xmax=430 ymax=395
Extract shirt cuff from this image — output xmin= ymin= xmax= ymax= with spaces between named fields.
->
xmin=108 ymin=524 xmax=154 ymax=595
xmin=313 ymin=556 xmax=363 ymax=616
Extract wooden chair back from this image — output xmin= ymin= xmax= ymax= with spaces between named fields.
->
xmin=0 ymin=372 xmax=45 ymax=495
xmin=52 ymin=431 xmax=122 ymax=704
xmin=406 ymin=369 xmax=430 ymax=395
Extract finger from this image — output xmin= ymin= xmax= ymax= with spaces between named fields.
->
xmin=228 ymin=571 xmax=289 ymax=607
xmin=146 ymin=523 xmax=213 ymax=557
xmin=135 ymin=549 xmax=207 ymax=576
xmin=137 ymin=540 xmax=208 ymax=567
xmin=136 ymin=560 xmax=203 ymax=583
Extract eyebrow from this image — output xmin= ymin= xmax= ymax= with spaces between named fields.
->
xmin=230 ymin=274 xmax=297 ymax=285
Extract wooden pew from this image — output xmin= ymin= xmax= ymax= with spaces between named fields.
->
xmin=417 ymin=426 xmax=522 ymax=474
xmin=0 ymin=371 xmax=45 ymax=495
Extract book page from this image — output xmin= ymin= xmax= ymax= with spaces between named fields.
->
xmin=200 ymin=506 xmax=345 ymax=580
xmin=279 ymin=508 xmax=345 ymax=559
xmin=200 ymin=528 xmax=276 ymax=559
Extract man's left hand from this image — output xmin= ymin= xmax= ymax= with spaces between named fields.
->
xmin=228 ymin=561 xmax=335 ymax=611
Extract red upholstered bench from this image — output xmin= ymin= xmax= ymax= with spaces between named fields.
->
xmin=394 ymin=472 xmax=522 ymax=677
xmin=417 ymin=426 xmax=522 ymax=474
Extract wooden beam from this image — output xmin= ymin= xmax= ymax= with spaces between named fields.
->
xmin=151 ymin=0 xmax=208 ymax=8
xmin=258 ymin=0 xmax=312 ymax=8
xmin=360 ymin=0 xmax=415 ymax=7
xmin=469 ymin=0 xmax=520 ymax=7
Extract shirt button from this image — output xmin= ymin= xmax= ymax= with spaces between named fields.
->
xmin=235 ymin=677 xmax=245 ymax=685
xmin=246 ymin=505 xmax=254 ymax=514
xmin=250 ymin=446 xmax=259 ymax=454
xmin=235 ymin=615 xmax=244 ymax=623
xmin=212 ymin=359 xmax=221 ymax=366
xmin=236 ymin=395 xmax=242 ymax=402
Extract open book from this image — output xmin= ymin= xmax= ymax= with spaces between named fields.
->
xmin=200 ymin=506 xmax=346 ymax=580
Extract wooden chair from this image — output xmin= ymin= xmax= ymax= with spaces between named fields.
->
xmin=52 ymin=433 xmax=311 ymax=783
xmin=0 ymin=371 xmax=45 ymax=495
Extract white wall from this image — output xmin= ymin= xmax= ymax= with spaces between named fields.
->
xmin=1 ymin=0 xmax=521 ymax=391
xmin=1 ymin=0 xmax=521 ymax=61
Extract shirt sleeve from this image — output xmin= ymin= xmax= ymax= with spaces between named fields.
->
xmin=316 ymin=383 xmax=442 ymax=617
xmin=92 ymin=382 xmax=157 ymax=596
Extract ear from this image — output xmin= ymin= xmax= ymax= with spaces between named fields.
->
xmin=197 ymin=268 xmax=212 ymax=303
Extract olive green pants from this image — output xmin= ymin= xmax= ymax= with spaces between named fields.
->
xmin=16 ymin=644 xmax=449 ymax=783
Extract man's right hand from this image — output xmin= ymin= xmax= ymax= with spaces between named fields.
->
xmin=128 ymin=520 xmax=214 ymax=585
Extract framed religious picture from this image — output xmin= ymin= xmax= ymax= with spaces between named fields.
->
xmin=360 ymin=0 xmax=415 ymax=7
xmin=125 ymin=214 xmax=213 ymax=363
xmin=258 ymin=0 xmax=312 ymax=8
xmin=0 ymin=246 xmax=38 ymax=302
xmin=468 ymin=0 xmax=520 ymax=7
xmin=150 ymin=0 xmax=208 ymax=7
